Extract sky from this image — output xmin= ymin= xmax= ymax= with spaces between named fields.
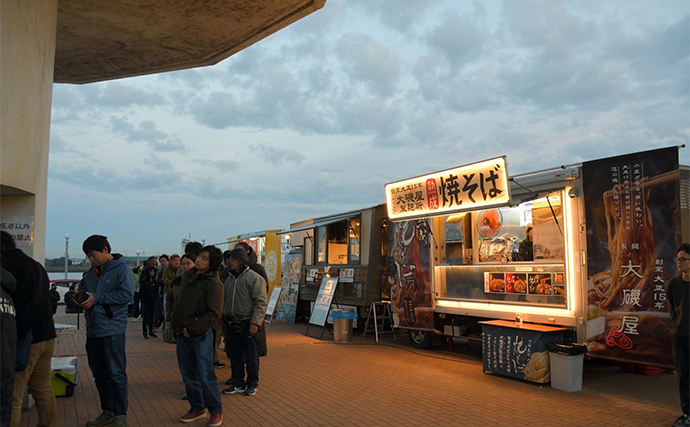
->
xmin=45 ymin=0 xmax=689 ymax=259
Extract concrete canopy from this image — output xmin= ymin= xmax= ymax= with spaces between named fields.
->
xmin=54 ymin=0 xmax=326 ymax=84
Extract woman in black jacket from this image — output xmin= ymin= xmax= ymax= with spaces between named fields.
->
xmin=139 ymin=266 xmax=157 ymax=339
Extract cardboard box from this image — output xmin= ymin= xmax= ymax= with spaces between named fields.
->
xmin=50 ymin=357 xmax=79 ymax=397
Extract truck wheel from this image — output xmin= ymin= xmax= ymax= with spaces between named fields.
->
xmin=408 ymin=330 xmax=432 ymax=349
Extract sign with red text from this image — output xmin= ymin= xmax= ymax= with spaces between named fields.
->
xmin=385 ymin=157 xmax=510 ymax=221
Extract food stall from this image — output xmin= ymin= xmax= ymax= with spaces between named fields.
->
xmin=226 ymin=229 xmax=284 ymax=295
xmin=281 ymin=204 xmax=390 ymax=321
xmin=386 ymin=147 xmax=689 ymax=370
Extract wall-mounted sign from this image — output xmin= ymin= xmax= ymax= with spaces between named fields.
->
xmin=385 ymin=157 xmax=510 ymax=221
xmin=0 ymin=217 xmax=34 ymax=247
xmin=339 ymin=268 xmax=354 ymax=283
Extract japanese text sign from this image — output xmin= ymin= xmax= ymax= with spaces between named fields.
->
xmin=385 ymin=157 xmax=510 ymax=221
xmin=0 ymin=217 xmax=34 ymax=247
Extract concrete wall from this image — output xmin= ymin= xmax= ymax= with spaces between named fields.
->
xmin=1 ymin=0 xmax=58 ymax=261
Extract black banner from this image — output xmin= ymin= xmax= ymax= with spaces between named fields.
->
xmin=583 ymin=147 xmax=679 ymax=367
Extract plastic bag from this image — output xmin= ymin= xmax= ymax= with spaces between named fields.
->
xmin=547 ymin=341 xmax=587 ymax=356
xmin=331 ymin=309 xmax=357 ymax=319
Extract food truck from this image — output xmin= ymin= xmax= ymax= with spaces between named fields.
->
xmin=386 ymin=147 xmax=689 ymax=369
xmin=281 ymin=204 xmax=390 ymax=321
xmin=226 ymin=229 xmax=284 ymax=295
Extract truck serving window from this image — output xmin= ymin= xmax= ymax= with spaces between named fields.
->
xmin=314 ymin=216 xmax=361 ymax=265
xmin=437 ymin=191 xmax=567 ymax=308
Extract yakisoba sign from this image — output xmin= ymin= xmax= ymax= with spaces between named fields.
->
xmin=385 ymin=157 xmax=511 ymax=221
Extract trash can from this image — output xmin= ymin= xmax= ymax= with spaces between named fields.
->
xmin=332 ymin=309 xmax=357 ymax=343
xmin=548 ymin=342 xmax=587 ymax=392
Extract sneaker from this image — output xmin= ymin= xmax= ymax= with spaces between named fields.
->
xmin=209 ymin=413 xmax=223 ymax=427
xmin=214 ymin=361 xmax=225 ymax=369
xmin=673 ymin=415 xmax=690 ymax=427
xmin=222 ymin=386 xmax=246 ymax=395
xmin=111 ymin=418 xmax=128 ymax=427
xmin=142 ymin=334 xmax=148 ymax=339
xmin=245 ymin=387 xmax=257 ymax=396
xmin=86 ymin=412 xmax=114 ymax=427
xmin=180 ymin=409 xmax=206 ymax=423
xmin=131 ymin=317 xmax=137 ymax=322
xmin=149 ymin=333 xmax=158 ymax=338
xmin=181 ymin=392 xmax=187 ymax=400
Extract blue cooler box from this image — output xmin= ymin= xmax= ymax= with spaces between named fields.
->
xmin=50 ymin=357 xmax=79 ymax=397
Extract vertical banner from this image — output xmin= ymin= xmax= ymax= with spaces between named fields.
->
xmin=583 ymin=147 xmax=679 ymax=367
xmin=264 ymin=231 xmax=282 ymax=296
xmin=280 ymin=252 xmax=302 ymax=323
xmin=389 ymin=219 xmax=434 ymax=330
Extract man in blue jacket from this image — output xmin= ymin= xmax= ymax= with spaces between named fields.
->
xmin=80 ymin=235 xmax=135 ymax=427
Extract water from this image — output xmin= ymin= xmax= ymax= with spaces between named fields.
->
xmin=48 ymin=272 xmax=83 ymax=280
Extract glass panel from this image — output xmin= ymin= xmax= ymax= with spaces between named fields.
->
xmin=476 ymin=192 xmax=564 ymax=263
xmin=327 ymin=221 xmax=348 ymax=264
xmin=445 ymin=214 xmax=464 ymax=264
xmin=348 ymin=217 xmax=361 ymax=262
xmin=316 ymin=226 xmax=327 ymax=263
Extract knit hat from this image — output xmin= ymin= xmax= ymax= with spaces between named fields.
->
xmin=228 ymin=247 xmax=249 ymax=266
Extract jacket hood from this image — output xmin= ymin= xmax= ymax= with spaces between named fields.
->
xmin=0 ymin=267 xmax=16 ymax=294
xmin=247 ymin=249 xmax=258 ymax=266
xmin=141 ymin=265 xmax=156 ymax=279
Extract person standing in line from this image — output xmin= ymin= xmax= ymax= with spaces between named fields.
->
xmin=170 ymin=246 xmax=224 ymax=426
xmin=221 ymin=248 xmax=267 ymax=397
xmin=80 ymin=235 xmax=135 ymax=427
xmin=1 ymin=232 xmax=58 ymax=427
xmin=139 ymin=265 xmax=157 ymax=339
xmin=234 ymin=242 xmax=269 ymax=358
xmin=669 ymin=243 xmax=690 ymax=427
xmin=49 ymin=283 xmax=60 ymax=315
xmin=1 ymin=266 xmax=17 ymax=427
xmin=166 ymin=252 xmax=197 ymax=401
xmin=131 ymin=266 xmax=142 ymax=321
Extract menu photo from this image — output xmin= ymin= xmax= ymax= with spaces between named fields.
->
xmin=527 ymin=273 xmax=553 ymax=295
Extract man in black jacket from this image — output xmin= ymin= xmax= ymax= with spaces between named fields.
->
xmin=1 ymin=266 xmax=17 ymax=427
xmin=0 ymin=231 xmax=57 ymax=427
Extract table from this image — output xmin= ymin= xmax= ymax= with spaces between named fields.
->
xmin=54 ymin=323 xmax=78 ymax=357
xmin=480 ymin=320 xmax=566 ymax=383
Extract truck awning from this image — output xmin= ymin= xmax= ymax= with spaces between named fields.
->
xmin=279 ymin=212 xmax=360 ymax=234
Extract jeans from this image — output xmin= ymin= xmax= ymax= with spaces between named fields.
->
xmin=86 ymin=334 xmax=128 ymax=417
xmin=133 ymin=292 xmax=140 ymax=318
xmin=225 ymin=319 xmax=260 ymax=389
xmin=672 ymin=339 xmax=689 ymax=416
xmin=10 ymin=339 xmax=57 ymax=427
xmin=176 ymin=329 xmax=222 ymax=414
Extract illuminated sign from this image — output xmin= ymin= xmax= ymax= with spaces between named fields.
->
xmin=385 ymin=157 xmax=510 ymax=220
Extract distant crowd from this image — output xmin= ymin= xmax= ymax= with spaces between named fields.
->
xmin=0 ymin=232 xmax=269 ymax=427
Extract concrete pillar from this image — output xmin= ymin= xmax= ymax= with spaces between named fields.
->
xmin=1 ymin=0 xmax=58 ymax=262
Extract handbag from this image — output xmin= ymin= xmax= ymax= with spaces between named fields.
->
xmin=163 ymin=327 xmax=176 ymax=344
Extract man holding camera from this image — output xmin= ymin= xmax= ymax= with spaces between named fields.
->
xmin=221 ymin=248 xmax=267 ymax=397
xmin=80 ymin=235 xmax=135 ymax=427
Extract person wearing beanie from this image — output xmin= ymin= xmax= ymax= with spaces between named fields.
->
xmin=221 ymin=248 xmax=267 ymax=397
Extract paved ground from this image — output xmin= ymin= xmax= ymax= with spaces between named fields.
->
xmin=15 ymin=313 xmax=681 ymax=427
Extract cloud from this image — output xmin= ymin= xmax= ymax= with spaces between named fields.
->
xmin=110 ymin=116 xmax=185 ymax=151
xmin=425 ymin=7 xmax=488 ymax=72
xmin=335 ymin=33 xmax=401 ymax=97
xmin=249 ymin=143 xmax=306 ymax=166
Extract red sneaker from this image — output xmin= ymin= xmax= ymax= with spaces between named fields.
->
xmin=209 ymin=413 xmax=223 ymax=427
xmin=180 ymin=409 xmax=206 ymax=423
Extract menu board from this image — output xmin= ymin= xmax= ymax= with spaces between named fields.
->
xmin=309 ymin=277 xmax=339 ymax=327
xmin=481 ymin=320 xmax=565 ymax=383
xmin=266 ymin=286 xmax=282 ymax=317
xmin=483 ymin=272 xmax=565 ymax=297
